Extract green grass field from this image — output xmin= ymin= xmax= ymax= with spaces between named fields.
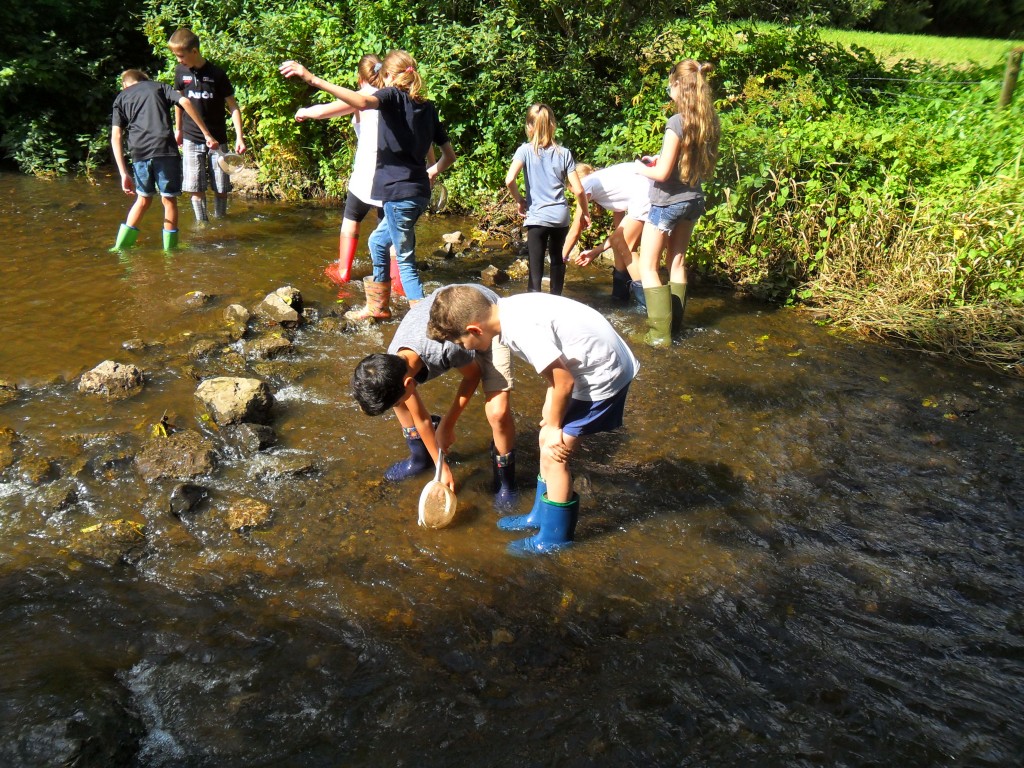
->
xmin=819 ymin=28 xmax=1024 ymax=68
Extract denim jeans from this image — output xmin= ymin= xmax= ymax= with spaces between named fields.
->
xmin=368 ymin=196 xmax=429 ymax=299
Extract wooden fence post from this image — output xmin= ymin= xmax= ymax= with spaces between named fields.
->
xmin=998 ymin=48 xmax=1023 ymax=109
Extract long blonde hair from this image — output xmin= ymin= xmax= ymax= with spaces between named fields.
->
xmin=526 ymin=103 xmax=558 ymax=154
xmin=669 ymin=60 xmax=720 ymax=186
xmin=382 ymin=50 xmax=424 ymax=102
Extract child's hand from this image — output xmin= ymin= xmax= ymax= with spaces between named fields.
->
xmin=440 ymin=461 xmax=455 ymax=491
xmin=120 ymin=172 xmax=135 ymax=195
xmin=516 ymin=201 xmax=527 ymax=217
xmin=235 ymin=139 xmax=247 ymax=154
xmin=205 ymin=137 xmax=220 ymax=151
xmin=539 ymin=424 xmax=570 ymax=464
xmin=574 ymin=248 xmax=599 ymax=267
xmin=279 ymin=60 xmax=309 ymax=83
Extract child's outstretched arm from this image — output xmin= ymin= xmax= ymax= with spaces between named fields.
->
xmin=294 ymin=101 xmax=357 ymax=122
xmin=574 ymin=210 xmax=624 ymax=266
xmin=504 ymin=158 xmax=527 ymax=217
xmin=567 ymin=169 xmax=591 ymax=232
xmin=395 ymin=386 xmax=455 ymax=489
xmin=279 ymin=61 xmax=379 ymax=110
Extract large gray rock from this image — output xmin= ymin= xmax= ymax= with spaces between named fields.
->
xmin=195 ymin=376 xmax=274 ymax=425
xmin=78 ymin=361 xmax=144 ymax=398
xmin=135 ymin=429 xmax=217 ymax=481
xmin=256 ymin=286 xmax=303 ymax=327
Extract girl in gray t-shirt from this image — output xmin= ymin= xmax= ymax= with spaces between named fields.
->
xmin=505 ymin=104 xmax=590 ymax=295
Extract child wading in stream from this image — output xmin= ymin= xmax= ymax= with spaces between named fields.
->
xmin=281 ymin=50 xmax=456 ymax=318
xmin=634 ymin=59 xmax=721 ymax=347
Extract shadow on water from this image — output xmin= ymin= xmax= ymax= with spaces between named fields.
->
xmin=1 ymin=172 xmax=1023 ymax=766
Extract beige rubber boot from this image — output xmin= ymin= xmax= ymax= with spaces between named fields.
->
xmin=344 ymin=277 xmax=392 ymax=322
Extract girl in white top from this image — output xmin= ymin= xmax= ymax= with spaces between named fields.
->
xmin=562 ymin=161 xmax=653 ymax=304
xmin=294 ymin=54 xmax=385 ymax=285
xmin=505 ymin=104 xmax=589 ymax=296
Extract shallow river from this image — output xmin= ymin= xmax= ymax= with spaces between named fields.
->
xmin=0 ymin=172 xmax=1022 ymax=767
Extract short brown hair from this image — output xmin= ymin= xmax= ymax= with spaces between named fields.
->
xmin=427 ymin=285 xmax=492 ymax=342
xmin=120 ymin=69 xmax=149 ymax=87
xmin=168 ymin=28 xmax=201 ymax=52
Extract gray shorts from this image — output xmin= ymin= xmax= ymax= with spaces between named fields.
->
xmin=182 ymin=139 xmax=231 ymax=195
xmin=478 ymin=338 xmax=513 ymax=393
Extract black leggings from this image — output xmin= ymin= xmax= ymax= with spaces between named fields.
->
xmin=526 ymin=225 xmax=569 ymax=295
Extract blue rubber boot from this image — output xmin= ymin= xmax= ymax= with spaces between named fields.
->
xmin=507 ymin=493 xmax=579 ymax=556
xmin=491 ymin=443 xmax=518 ymax=513
xmin=384 ymin=416 xmax=440 ymax=482
xmin=630 ymin=280 xmax=647 ymax=310
xmin=497 ymin=476 xmax=546 ymax=531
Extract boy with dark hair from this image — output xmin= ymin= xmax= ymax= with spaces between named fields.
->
xmin=168 ymin=28 xmax=246 ymax=223
xmin=110 ymin=69 xmax=220 ymax=251
xmin=428 ymin=286 xmax=639 ymax=555
xmin=352 ymin=284 xmax=517 ymax=509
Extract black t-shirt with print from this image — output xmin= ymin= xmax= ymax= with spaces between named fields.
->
xmin=174 ymin=61 xmax=234 ymax=144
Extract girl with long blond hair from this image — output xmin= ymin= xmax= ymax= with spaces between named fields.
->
xmin=505 ymin=103 xmax=590 ymax=295
xmin=281 ymin=50 xmax=457 ymax=320
xmin=635 ymin=60 xmax=720 ymax=347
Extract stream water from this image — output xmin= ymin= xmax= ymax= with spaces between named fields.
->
xmin=0 ymin=171 xmax=1022 ymax=767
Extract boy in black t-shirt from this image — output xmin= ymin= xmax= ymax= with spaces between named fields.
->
xmin=168 ymin=29 xmax=246 ymax=222
xmin=110 ymin=69 xmax=219 ymax=251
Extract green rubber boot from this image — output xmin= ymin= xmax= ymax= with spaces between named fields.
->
xmin=642 ymin=285 xmax=672 ymax=348
xmin=669 ymin=282 xmax=688 ymax=336
xmin=109 ymin=224 xmax=139 ymax=252
xmin=162 ymin=228 xmax=179 ymax=251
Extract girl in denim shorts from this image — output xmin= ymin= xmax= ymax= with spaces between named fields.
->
xmin=635 ymin=60 xmax=721 ymax=347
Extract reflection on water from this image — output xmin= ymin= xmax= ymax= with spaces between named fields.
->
xmin=1 ymin=172 xmax=1023 ymax=766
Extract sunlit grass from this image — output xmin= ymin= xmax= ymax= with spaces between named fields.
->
xmin=819 ymin=28 xmax=1024 ymax=68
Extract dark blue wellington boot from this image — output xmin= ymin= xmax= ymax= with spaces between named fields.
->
xmin=507 ymin=493 xmax=579 ymax=556
xmin=630 ymin=280 xmax=647 ymax=310
xmin=383 ymin=416 xmax=440 ymax=482
xmin=611 ymin=269 xmax=631 ymax=301
xmin=491 ymin=443 xmax=518 ymax=513
xmin=496 ymin=476 xmax=545 ymax=531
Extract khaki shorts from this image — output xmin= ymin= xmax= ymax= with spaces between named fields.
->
xmin=478 ymin=338 xmax=513 ymax=393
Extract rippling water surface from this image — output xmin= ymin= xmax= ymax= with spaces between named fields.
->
xmin=0 ymin=172 xmax=1022 ymax=767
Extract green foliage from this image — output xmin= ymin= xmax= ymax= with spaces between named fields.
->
xmin=0 ymin=0 xmax=157 ymax=174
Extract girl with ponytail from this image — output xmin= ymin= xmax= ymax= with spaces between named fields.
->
xmin=635 ymin=60 xmax=720 ymax=347
xmin=281 ymin=50 xmax=456 ymax=320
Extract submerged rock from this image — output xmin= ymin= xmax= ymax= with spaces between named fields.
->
xmin=195 ymin=376 xmax=274 ymax=426
xmin=481 ymin=265 xmax=509 ymax=286
xmin=221 ymin=423 xmax=277 ymax=459
xmin=0 ymin=427 xmax=16 ymax=470
xmin=177 ymin=290 xmax=213 ymax=310
xmin=0 ymin=379 xmax=17 ymax=406
xmin=226 ymin=498 xmax=272 ymax=530
xmin=168 ymin=482 xmax=208 ymax=517
xmin=71 ymin=518 xmax=148 ymax=566
xmin=135 ymin=429 xmax=217 ymax=482
xmin=246 ymin=334 xmax=294 ymax=361
xmin=78 ymin=361 xmax=144 ymax=398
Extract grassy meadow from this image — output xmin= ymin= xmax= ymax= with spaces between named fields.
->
xmin=819 ymin=28 xmax=1024 ymax=68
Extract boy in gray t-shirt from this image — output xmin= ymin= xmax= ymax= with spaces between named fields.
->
xmin=351 ymin=284 xmax=517 ymax=510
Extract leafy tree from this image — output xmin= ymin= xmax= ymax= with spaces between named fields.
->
xmin=0 ymin=0 xmax=158 ymax=174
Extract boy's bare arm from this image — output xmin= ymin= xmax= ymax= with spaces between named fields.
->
xmin=539 ymin=360 xmax=575 ymax=463
xmin=225 ymin=95 xmax=245 ymax=153
xmin=436 ymin=362 xmax=482 ymax=452
xmin=110 ymin=126 xmax=133 ymax=194
xmin=174 ymin=105 xmax=184 ymax=146
xmin=178 ymin=97 xmax=220 ymax=149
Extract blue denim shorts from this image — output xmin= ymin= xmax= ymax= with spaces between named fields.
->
xmin=648 ymin=197 xmax=705 ymax=234
xmin=562 ymin=384 xmax=631 ymax=437
xmin=134 ymin=156 xmax=182 ymax=198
